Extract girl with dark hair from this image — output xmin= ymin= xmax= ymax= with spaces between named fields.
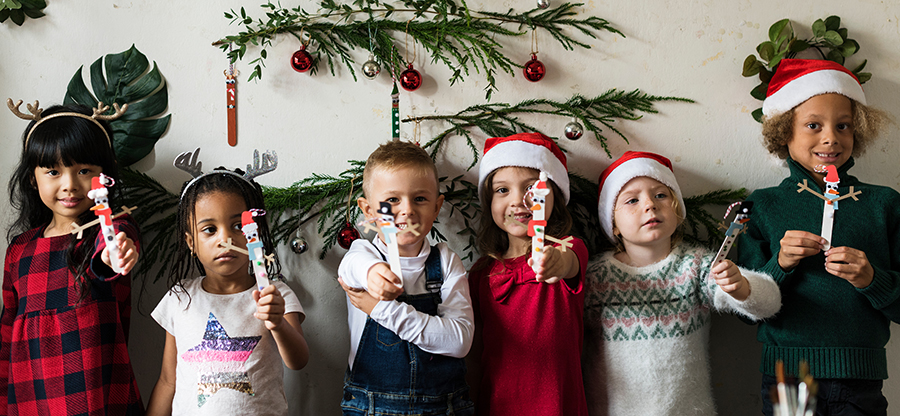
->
xmin=146 ymin=150 xmax=308 ymax=415
xmin=2 ymin=101 xmax=143 ymax=415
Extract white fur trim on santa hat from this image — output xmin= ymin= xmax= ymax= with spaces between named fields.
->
xmin=478 ymin=139 xmax=570 ymax=202
xmin=597 ymin=156 xmax=684 ymax=244
xmin=762 ymin=69 xmax=866 ymax=117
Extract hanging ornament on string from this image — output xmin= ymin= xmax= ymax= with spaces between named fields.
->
xmin=290 ymin=229 xmax=309 ymax=254
xmin=291 ymin=29 xmax=313 ymax=73
xmin=537 ymin=0 xmax=550 ymax=9
xmin=338 ymin=175 xmax=362 ymax=249
xmin=392 ymin=77 xmax=401 ymax=140
xmin=523 ymin=29 xmax=546 ymax=82
xmin=362 ymin=22 xmax=381 ymax=80
xmin=362 ymin=54 xmax=381 ymax=80
xmin=225 ymin=44 xmax=238 ymax=147
xmin=564 ymin=119 xmax=584 ymax=140
xmin=400 ymin=22 xmax=422 ymax=91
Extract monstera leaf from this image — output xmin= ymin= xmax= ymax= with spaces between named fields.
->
xmin=64 ymin=45 xmax=170 ymax=167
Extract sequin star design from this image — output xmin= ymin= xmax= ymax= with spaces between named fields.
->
xmin=182 ymin=312 xmax=262 ymax=407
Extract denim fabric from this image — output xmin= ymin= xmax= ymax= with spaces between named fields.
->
xmin=341 ymin=247 xmax=473 ymax=416
xmin=761 ymin=374 xmax=888 ymax=416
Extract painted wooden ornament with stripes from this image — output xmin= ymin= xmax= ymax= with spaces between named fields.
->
xmin=226 ymin=73 xmax=237 ymax=146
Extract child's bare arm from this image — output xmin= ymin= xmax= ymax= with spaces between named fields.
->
xmin=711 ymin=259 xmax=751 ymax=301
xmin=146 ymin=332 xmax=177 ymax=416
xmin=254 ymin=286 xmax=309 ymax=370
xmin=529 ymin=245 xmax=580 ymax=284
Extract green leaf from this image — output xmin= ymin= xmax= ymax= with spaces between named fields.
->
xmin=768 ymin=18 xmax=790 ymax=42
xmin=0 ymin=9 xmax=9 ymax=22
xmin=742 ymin=55 xmax=760 ymax=77
xmin=826 ymin=49 xmax=844 ymax=65
xmin=856 ymin=72 xmax=871 ymax=84
xmin=751 ymin=82 xmax=768 ymax=101
xmin=851 ymin=59 xmax=867 ymax=73
xmin=824 ymin=30 xmax=843 ymax=46
xmin=824 ymin=15 xmax=841 ymax=31
xmin=839 ymin=40 xmax=858 ymax=57
xmin=758 ymin=68 xmax=773 ymax=83
xmin=838 ymin=28 xmax=848 ymax=41
xmin=9 ymin=8 xmax=23 ymax=25
xmin=789 ymin=40 xmax=809 ymax=53
xmin=812 ymin=19 xmax=826 ymax=38
xmin=752 ymin=107 xmax=764 ymax=123
xmin=757 ymin=41 xmax=775 ymax=61
xmin=2 ymin=0 xmax=22 ymax=10
xmin=63 ymin=45 xmax=170 ymax=167
xmin=769 ymin=55 xmax=783 ymax=68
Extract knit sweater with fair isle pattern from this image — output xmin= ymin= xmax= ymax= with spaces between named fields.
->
xmin=583 ymin=244 xmax=781 ymax=416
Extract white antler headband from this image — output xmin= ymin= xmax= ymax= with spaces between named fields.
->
xmin=174 ymin=147 xmax=278 ymax=198
xmin=8 ymin=98 xmax=127 ymax=148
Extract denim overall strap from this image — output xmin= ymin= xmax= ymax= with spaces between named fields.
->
xmin=341 ymin=244 xmax=473 ymax=415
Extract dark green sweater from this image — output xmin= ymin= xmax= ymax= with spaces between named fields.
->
xmin=737 ymin=158 xmax=900 ymax=379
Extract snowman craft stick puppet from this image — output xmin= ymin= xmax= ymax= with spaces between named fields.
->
xmin=242 ymin=209 xmax=270 ymax=290
xmin=358 ymin=202 xmax=421 ymax=281
xmin=712 ymin=201 xmax=753 ymax=266
xmin=504 ymin=171 xmax=574 ymax=272
xmin=796 ymin=164 xmax=862 ymax=251
xmin=78 ymin=173 xmax=130 ymax=273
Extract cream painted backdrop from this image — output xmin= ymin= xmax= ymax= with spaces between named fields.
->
xmin=2 ymin=1 xmax=900 ymax=415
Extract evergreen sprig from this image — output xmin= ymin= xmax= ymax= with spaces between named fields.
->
xmin=410 ymin=90 xmax=694 ymax=164
xmin=214 ymin=1 xmax=622 ymax=99
xmin=118 ymin=168 xmax=180 ymax=283
xmin=682 ymin=188 xmax=749 ymax=249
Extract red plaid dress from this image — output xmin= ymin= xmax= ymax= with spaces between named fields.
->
xmin=0 ymin=217 xmax=143 ymax=416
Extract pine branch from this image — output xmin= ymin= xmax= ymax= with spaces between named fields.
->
xmin=409 ymin=90 xmax=694 ymax=162
xmin=118 ymin=168 xmax=180 ymax=283
xmin=214 ymin=1 xmax=622 ymax=98
xmin=682 ymin=188 xmax=749 ymax=249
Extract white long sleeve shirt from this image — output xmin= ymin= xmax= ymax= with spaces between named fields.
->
xmin=338 ymin=238 xmax=475 ymax=369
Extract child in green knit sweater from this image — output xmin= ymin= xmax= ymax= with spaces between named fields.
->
xmin=737 ymin=59 xmax=900 ymax=415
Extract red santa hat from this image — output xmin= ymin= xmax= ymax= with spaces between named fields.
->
xmin=478 ymin=132 xmax=570 ymax=202
xmin=762 ymin=59 xmax=866 ymax=117
xmin=597 ymin=151 xmax=685 ymax=244
xmin=242 ymin=211 xmax=255 ymax=227
xmin=820 ymin=164 xmax=839 ymax=183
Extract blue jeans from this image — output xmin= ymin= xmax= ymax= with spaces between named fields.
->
xmin=761 ymin=374 xmax=887 ymax=416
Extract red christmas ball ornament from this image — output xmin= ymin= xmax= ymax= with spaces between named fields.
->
xmin=338 ymin=222 xmax=361 ymax=249
xmin=400 ymin=64 xmax=422 ymax=91
xmin=291 ymin=46 xmax=313 ymax=73
xmin=523 ymin=53 xmax=545 ymax=82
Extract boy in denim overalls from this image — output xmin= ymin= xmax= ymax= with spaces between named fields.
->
xmin=337 ymin=140 xmax=475 ymax=415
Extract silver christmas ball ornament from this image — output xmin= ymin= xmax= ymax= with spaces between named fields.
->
xmin=290 ymin=235 xmax=309 ymax=254
xmin=362 ymin=54 xmax=381 ymax=80
xmin=537 ymin=0 xmax=550 ymax=9
xmin=564 ymin=121 xmax=584 ymax=140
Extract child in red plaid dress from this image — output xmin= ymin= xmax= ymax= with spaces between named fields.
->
xmin=2 ymin=102 xmax=143 ymax=415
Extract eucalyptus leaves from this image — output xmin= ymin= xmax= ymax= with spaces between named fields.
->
xmin=741 ymin=16 xmax=870 ymax=122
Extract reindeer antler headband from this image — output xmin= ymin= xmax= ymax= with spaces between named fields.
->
xmin=7 ymin=99 xmax=128 ymax=148
xmin=174 ymin=147 xmax=278 ymax=199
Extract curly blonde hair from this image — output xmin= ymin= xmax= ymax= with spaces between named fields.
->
xmin=761 ymin=97 xmax=890 ymax=159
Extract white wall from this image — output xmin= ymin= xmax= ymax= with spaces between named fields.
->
xmin=2 ymin=1 xmax=899 ymax=415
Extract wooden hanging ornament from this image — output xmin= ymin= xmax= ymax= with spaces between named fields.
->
xmin=226 ymin=44 xmax=238 ymax=146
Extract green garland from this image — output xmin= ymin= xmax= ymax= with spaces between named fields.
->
xmin=214 ymin=0 xmax=622 ymax=100
xmin=741 ymin=15 xmax=870 ymax=122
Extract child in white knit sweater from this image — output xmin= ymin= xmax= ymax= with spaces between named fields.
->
xmin=582 ymin=151 xmax=781 ymax=416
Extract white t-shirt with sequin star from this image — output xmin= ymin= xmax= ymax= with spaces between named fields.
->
xmin=152 ymin=277 xmax=304 ymax=416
